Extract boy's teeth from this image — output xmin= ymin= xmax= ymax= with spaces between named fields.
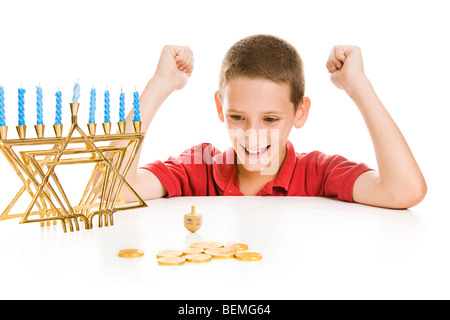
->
xmin=245 ymin=146 xmax=268 ymax=154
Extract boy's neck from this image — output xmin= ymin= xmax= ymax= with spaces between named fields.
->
xmin=236 ymin=166 xmax=277 ymax=196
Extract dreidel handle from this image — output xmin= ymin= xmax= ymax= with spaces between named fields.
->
xmin=184 ymin=205 xmax=202 ymax=233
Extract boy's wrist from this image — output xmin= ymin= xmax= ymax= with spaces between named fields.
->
xmin=148 ymin=75 xmax=177 ymax=96
xmin=342 ymin=75 xmax=372 ymax=98
xmin=138 ymin=76 xmax=175 ymax=117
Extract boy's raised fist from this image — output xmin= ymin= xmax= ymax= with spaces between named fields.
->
xmin=153 ymin=45 xmax=194 ymax=92
xmin=326 ymin=45 xmax=367 ymax=91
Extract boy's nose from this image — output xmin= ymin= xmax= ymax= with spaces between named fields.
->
xmin=243 ymin=128 xmax=269 ymax=148
xmin=244 ymin=120 xmax=263 ymax=133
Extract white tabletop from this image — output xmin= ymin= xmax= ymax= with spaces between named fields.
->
xmin=0 ymin=196 xmax=448 ymax=300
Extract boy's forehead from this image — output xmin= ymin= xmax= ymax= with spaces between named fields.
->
xmin=223 ymin=78 xmax=293 ymax=112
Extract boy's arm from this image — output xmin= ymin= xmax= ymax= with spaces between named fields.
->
xmin=326 ymin=45 xmax=427 ymax=209
xmin=112 ymin=45 xmax=194 ymax=202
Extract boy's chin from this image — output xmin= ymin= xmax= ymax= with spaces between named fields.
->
xmin=237 ymin=159 xmax=280 ymax=176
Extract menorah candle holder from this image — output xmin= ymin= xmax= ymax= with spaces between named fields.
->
xmin=0 ymin=103 xmax=147 ymax=233
xmin=0 ymin=126 xmax=7 ymax=140
xmin=34 ymin=124 xmax=45 ymax=139
xmin=102 ymin=122 xmax=111 ymax=135
xmin=133 ymin=121 xmax=142 ymax=133
xmin=87 ymin=123 xmax=96 ymax=136
xmin=16 ymin=125 xmax=26 ymax=139
xmin=53 ymin=124 xmax=63 ymax=138
xmin=117 ymin=121 xmax=126 ymax=134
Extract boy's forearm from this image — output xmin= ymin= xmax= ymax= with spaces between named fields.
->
xmin=110 ymin=77 xmax=174 ymax=179
xmin=346 ymin=78 xmax=426 ymax=201
xmin=126 ymin=77 xmax=174 ymax=133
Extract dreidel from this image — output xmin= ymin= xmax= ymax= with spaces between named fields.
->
xmin=184 ymin=205 xmax=202 ymax=233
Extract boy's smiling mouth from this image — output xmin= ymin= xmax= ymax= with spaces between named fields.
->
xmin=242 ymin=144 xmax=271 ymax=156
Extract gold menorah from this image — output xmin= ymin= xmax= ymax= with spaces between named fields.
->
xmin=0 ymin=103 xmax=146 ymax=232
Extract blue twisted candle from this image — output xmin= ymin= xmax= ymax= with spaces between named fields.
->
xmin=72 ymin=81 xmax=80 ymax=103
xmin=89 ymin=88 xmax=96 ymax=124
xmin=119 ymin=91 xmax=125 ymax=122
xmin=104 ymin=89 xmax=110 ymax=123
xmin=18 ymin=88 xmax=26 ymax=126
xmin=36 ymin=85 xmax=43 ymax=125
xmin=0 ymin=86 xmax=5 ymax=127
xmin=55 ymin=90 xmax=62 ymax=125
xmin=132 ymin=90 xmax=140 ymax=122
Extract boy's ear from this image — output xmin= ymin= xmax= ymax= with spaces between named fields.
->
xmin=214 ymin=91 xmax=225 ymax=122
xmin=293 ymin=97 xmax=311 ymax=129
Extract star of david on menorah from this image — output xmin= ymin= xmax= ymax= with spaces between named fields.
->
xmin=0 ymin=81 xmax=147 ymax=232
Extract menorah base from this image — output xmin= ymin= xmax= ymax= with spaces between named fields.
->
xmin=36 ymin=209 xmax=115 ymax=232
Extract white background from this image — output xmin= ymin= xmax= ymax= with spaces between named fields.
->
xmin=0 ymin=0 xmax=449 ymax=299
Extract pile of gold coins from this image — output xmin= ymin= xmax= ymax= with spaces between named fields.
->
xmin=156 ymin=241 xmax=262 ymax=266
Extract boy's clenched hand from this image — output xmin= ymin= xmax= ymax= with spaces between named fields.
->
xmin=326 ymin=45 xmax=367 ymax=91
xmin=153 ymin=45 xmax=194 ymax=92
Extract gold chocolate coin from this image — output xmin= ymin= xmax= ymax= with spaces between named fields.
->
xmin=204 ymin=247 xmax=237 ymax=259
xmin=184 ymin=253 xmax=212 ymax=263
xmin=181 ymin=247 xmax=204 ymax=255
xmin=157 ymin=256 xmax=186 ymax=266
xmin=224 ymin=243 xmax=249 ymax=252
xmin=190 ymin=241 xmax=223 ymax=249
xmin=118 ymin=249 xmax=144 ymax=258
xmin=235 ymin=252 xmax=262 ymax=261
xmin=156 ymin=250 xmax=183 ymax=258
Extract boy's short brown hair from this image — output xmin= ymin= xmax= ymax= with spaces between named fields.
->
xmin=218 ymin=34 xmax=305 ymax=110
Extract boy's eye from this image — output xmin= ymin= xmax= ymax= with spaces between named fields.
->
xmin=264 ymin=117 xmax=279 ymax=123
xmin=229 ymin=115 xmax=244 ymax=121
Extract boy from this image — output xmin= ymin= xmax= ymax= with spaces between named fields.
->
xmin=116 ymin=34 xmax=426 ymax=209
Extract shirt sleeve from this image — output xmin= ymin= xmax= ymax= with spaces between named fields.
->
xmin=140 ymin=143 xmax=219 ymax=198
xmin=306 ymin=151 xmax=373 ymax=202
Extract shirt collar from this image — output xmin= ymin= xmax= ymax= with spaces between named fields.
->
xmin=212 ymin=147 xmax=239 ymax=194
xmin=271 ymin=140 xmax=296 ymax=191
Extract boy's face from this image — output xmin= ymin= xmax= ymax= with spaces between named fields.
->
xmin=215 ymin=77 xmax=310 ymax=175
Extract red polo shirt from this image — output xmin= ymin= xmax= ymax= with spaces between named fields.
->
xmin=141 ymin=141 xmax=373 ymax=202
